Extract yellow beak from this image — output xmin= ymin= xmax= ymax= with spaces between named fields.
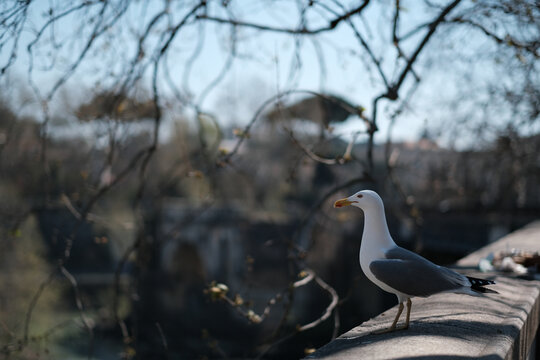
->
xmin=334 ymin=198 xmax=355 ymax=208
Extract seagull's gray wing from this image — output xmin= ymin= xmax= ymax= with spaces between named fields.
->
xmin=369 ymin=246 xmax=468 ymax=297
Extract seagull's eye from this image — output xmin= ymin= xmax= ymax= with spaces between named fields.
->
xmin=357 ymin=194 xmax=363 ymax=198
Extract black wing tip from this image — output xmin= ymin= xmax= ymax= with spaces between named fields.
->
xmin=466 ymin=276 xmax=498 ymax=294
xmin=466 ymin=276 xmax=496 ymax=286
xmin=472 ymin=287 xmax=499 ymax=294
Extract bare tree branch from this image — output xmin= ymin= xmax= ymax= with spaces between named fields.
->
xmin=449 ymin=16 xmax=539 ymax=58
xmin=393 ymin=0 xmax=462 ymax=97
xmin=197 ymin=1 xmax=370 ymax=35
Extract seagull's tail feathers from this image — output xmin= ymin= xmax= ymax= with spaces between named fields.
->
xmin=466 ymin=276 xmax=498 ymax=294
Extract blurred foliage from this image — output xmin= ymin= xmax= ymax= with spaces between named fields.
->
xmin=0 ymin=216 xmax=64 ymax=357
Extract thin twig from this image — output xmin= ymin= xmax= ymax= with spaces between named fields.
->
xmin=60 ymin=266 xmax=94 ymax=360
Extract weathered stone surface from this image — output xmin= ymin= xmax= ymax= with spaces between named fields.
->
xmin=307 ymin=222 xmax=540 ymax=360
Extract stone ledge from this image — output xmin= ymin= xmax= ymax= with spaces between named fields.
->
xmin=307 ymin=221 xmax=540 ymax=360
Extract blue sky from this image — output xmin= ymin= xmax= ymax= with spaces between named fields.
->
xmin=2 ymin=0 xmax=536 ymax=148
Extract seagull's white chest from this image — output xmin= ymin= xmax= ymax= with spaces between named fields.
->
xmin=360 ymin=234 xmax=409 ymax=299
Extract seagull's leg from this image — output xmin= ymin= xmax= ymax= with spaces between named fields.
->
xmin=396 ymin=298 xmax=412 ymax=330
xmin=404 ymin=298 xmax=412 ymax=329
xmin=390 ymin=302 xmax=404 ymax=330
xmin=371 ymin=302 xmax=404 ymax=334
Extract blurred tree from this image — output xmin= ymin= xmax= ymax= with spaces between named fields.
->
xmin=76 ymin=91 xmax=157 ymax=122
xmin=0 ymin=0 xmax=538 ymax=358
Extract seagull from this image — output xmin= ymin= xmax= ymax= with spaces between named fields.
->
xmin=334 ymin=190 xmax=497 ymax=333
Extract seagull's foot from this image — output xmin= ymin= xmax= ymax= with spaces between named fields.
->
xmin=371 ymin=301 xmax=411 ymax=335
xmin=370 ymin=327 xmax=395 ymax=335
xmin=370 ymin=323 xmax=408 ymax=335
xmin=396 ymin=323 xmax=409 ymax=331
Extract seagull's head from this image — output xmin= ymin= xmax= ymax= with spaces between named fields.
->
xmin=333 ymin=190 xmax=383 ymax=211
